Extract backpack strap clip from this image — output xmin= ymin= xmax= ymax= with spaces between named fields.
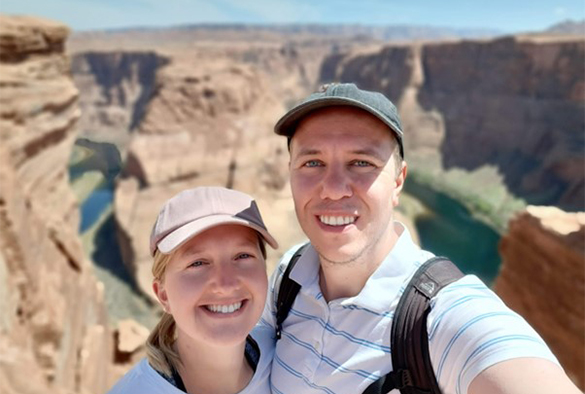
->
xmin=388 ymin=369 xmax=413 ymax=390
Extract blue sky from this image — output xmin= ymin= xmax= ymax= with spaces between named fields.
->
xmin=1 ymin=0 xmax=584 ymax=33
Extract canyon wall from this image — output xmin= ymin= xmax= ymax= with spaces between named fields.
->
xmin=71 ymin=51 xmax=168 ymax=150
xmin=114 ymin=51 xmax=308 ymax=298
xmin=321 ymin=35 xmax=585 ymax=211
xmin=0 ymin=15 xmax=114 ymax=393
xmin=495 ymin=206 xmax=585 ymax=389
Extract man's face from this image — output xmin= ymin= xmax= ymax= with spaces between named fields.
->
xmin=289 ymin=106 xmax=406 ymax=265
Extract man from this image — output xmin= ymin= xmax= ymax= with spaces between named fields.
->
xmin=260 ymin=83 xmax=580 ymax=394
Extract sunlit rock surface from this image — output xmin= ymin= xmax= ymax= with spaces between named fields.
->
xmin=0 ymin=15 xmax=114 ymax=394
xmin=495 ymin=206 xmax=585 ymax=389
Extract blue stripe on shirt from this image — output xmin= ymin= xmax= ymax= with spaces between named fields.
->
xmin=341 ymin=304 xmax=394 ymax=319
xmin=436 ymin=311 xmax=518 ymax=379
xmin=288 ymin=307 xmax=391 ymax=353
xmin=281 ymin=331 xmax=382 ymax=381
xmin=428 ymin=294 xmax=496 ymax=340
xmin=456 ymin=335 xmax=547 ymax=394
xmin=274 ymin=353 xmax=337 ymax=394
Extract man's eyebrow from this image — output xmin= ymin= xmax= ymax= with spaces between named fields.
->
xmin=294 ymin=148 xmax=321 ymax=157
xmin=350 ymin=148 xmax=387 ymax=161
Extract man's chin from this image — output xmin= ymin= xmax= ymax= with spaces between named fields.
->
xmin=315 ymin=244 xmax=364 ymax=266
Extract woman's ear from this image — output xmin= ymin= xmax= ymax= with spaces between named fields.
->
xmin=153 ymin=279 xmax=170 ymax=313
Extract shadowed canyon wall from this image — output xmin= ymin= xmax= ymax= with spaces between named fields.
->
xmin=495 ymin=207 xmax=585 ymax=389
xmin=0 ymin=15 xmax=113 ymax=393
xmin=321 ymin=36 xmax=585 ymax=211
xmin=71 ymin=51 xmax=168 ymax=150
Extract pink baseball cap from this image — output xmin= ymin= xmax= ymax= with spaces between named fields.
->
xmin=149 ymin=186 xmax=278 ymax=256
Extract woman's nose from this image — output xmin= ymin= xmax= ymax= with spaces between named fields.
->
xmin=212 ymin=263 xmax=240 ymax=292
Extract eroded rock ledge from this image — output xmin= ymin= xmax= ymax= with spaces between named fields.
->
xmin=0 ymin=15 xmax=114 ymax=394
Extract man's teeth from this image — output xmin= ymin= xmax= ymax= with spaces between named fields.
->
xmin=319 ymin=216 xmax=356 ymax=226
xmin=205 ymin=302 xmax=242 ymax=314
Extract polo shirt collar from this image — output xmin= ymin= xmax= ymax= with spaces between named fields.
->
xmin=346 ymin=223 xmax=421 ymax=311
xmin=289 ymin=243 xmax=321 ymax=295
xmin=288 ymin=223 xmax=421 ymax=310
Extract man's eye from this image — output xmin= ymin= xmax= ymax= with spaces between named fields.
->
xmin=236 ymin=253 xmax=252 ymax=260
xmin=303 ymin=160 xmax=322 ymax=168
xmin=352 ymin=160 xmax=372 ymax=167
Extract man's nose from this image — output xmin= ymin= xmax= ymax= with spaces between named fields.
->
xmin=319 ymin=164 xmax=352 ymax=200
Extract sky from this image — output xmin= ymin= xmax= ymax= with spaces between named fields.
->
xmin=0 ymin=0 xmax=584 ymax=33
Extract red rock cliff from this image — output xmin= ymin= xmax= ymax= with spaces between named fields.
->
xmin=495 ymin=206 xmax=585 ymax=389
xmin=321 ymin=35 xmax=585 ymax=211
xmin=0 ymin=15 xmax=113 ymax=393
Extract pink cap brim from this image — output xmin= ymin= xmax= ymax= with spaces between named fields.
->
xmin=157 ymin=214 xmax=279 ymax=255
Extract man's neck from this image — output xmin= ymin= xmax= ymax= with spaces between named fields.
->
xmin=175 ymin=333 xmax=253 ymax=394
xmin=318 ymin=222 xmax=403 ymax=302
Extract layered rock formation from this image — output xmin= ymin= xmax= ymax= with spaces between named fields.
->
xmin=320 ymin=35 xmax=585 ymax=211
xmin=0 ymin=15 xmax=113 ymax=393
xmin=71 ymin=51 xmax=168 ymax=150
xmin=495 ymin=206 xmax=585 ymax=389
xmin=114 ymin=53 xmax=307 ymax=298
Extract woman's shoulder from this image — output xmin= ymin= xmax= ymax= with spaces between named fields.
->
xmin=242 ymin=326 xmax=275 ymax=394
xmin=106 ymin=358 xmax=183 ymax=394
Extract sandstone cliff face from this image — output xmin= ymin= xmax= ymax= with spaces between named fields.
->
xmin=0 ymin=15 xmax=113 ymax=393
xmin=71 ymin=51 xmax=168 ymax=150
xmin=495 ymin=206 xmax=585 ymax=389
xmin=115 ymin=53 xmax=306 ymax=298
xmin=321 ymin=36 xmax=585 ymax=210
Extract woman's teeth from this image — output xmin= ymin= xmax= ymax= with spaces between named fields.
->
xmin=205 ymin=302 xmax=242 ymax=314
xmin=319 ymin=216 xmax=355 ymax=226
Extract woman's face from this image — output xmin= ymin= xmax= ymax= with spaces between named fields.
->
xmin=153 ymin=224 xmax=268 ymax=347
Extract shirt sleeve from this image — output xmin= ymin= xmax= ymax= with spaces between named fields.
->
xmin=427 ymin=275 xmax=560 ymax=394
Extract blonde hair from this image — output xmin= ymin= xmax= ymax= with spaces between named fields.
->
xmin=145 ymin=250 xmax=181 ymax=377
xmin=144 ymin=234 xmax=268 ymax=377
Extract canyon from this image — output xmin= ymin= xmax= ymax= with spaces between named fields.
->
xmin=0 ymin=14 xmax=583 ymax=392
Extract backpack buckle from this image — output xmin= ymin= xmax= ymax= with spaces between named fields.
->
xmin=389 ymin=369 xmax=413 ymax=390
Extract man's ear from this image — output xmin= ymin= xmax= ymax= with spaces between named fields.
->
xmin=153 ymin=279 xmax=170 ymax=313
xmin=392 ymin=160 xmax=407 ymax=207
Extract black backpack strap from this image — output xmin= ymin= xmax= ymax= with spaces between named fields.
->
xmin=363 ymin=257 xmax=464 ymax=394
xmin=275 ymin=243 xmax=310 ymax=340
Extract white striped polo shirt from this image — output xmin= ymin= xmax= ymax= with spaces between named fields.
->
xmin=259 ymin=223 xmax=559 ymax=394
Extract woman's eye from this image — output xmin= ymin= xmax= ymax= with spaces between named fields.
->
xmin=188 ymin=260 xmax=204 ymax=268
xmin=236 ymin=253 xmax=252 ymax=260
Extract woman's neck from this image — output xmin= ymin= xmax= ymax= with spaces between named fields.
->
xmin=174 ymin=334 xmax=253 ymax=394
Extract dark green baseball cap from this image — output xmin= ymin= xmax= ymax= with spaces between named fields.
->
xmin=274 ymin=83 xmax=404 ymax=157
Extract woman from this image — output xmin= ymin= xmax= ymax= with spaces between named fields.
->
xmin=107 ymin=186 xmax=278 ymax=394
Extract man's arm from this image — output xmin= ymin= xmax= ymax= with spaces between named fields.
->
xmin=468 ymin=357 xmax=582 ymax=394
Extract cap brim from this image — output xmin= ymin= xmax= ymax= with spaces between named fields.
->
xmin=274 ymin=96 xmax=403 ymax=142
xmin=156 ymin=215 xmax=279 ymax=255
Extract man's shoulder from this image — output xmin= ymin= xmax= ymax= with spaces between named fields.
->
xmin=272 ymin=241 xmax=311 ymax=277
